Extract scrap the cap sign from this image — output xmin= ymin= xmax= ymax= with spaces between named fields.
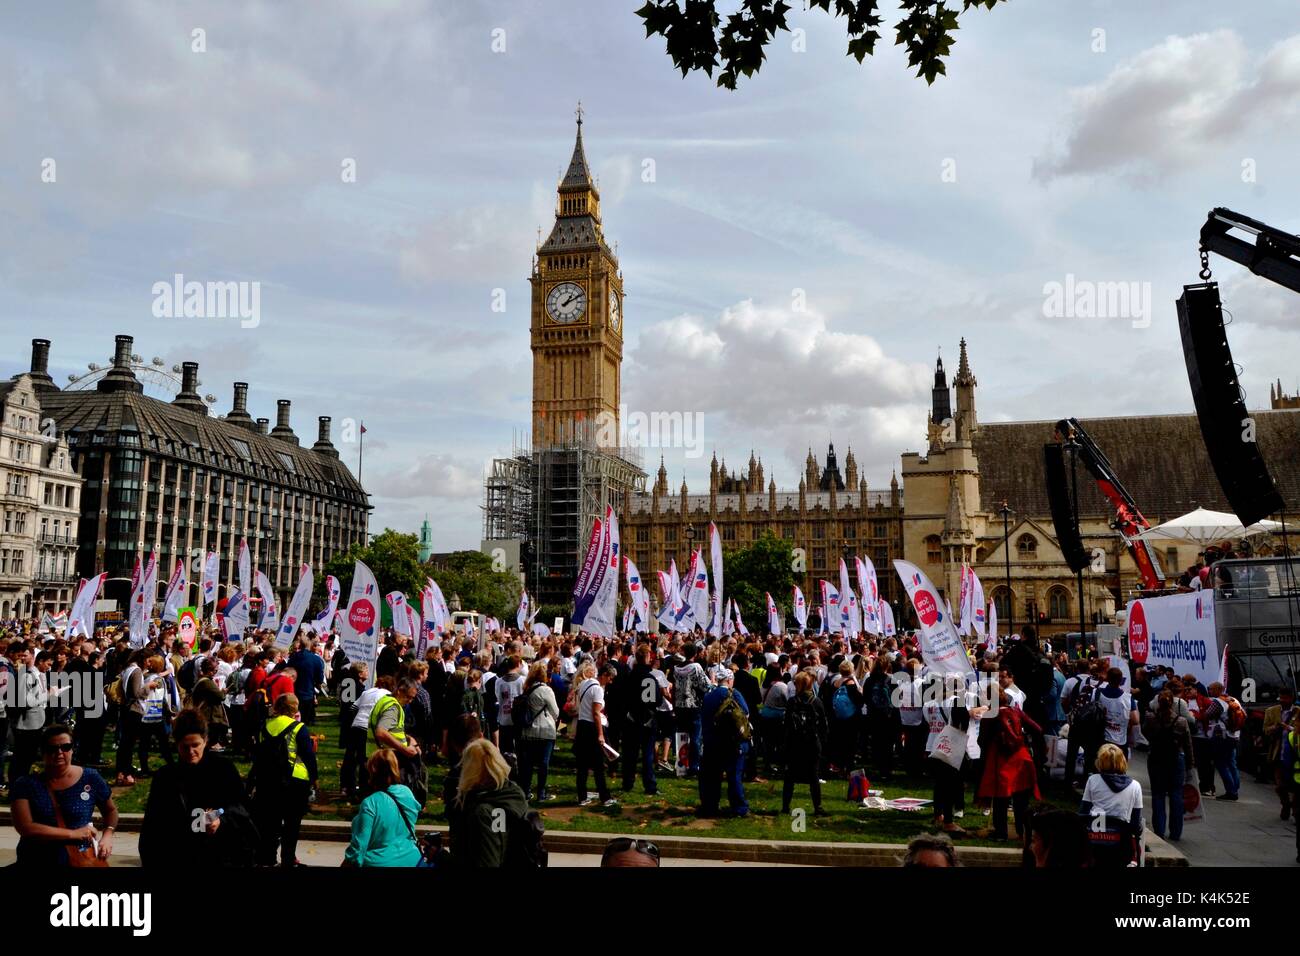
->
xmin=1127 ymin=602 xmax=1148 ymax=664
xmin=349 ymin=598 xmax=376 ymax=634
xmin=913 ymin=587 xmax=940 ymax=627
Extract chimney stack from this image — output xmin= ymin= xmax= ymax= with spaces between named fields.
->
xmin=98 ymin=334 xmax=143 ymax=393
xmin=226 ymin=382 xmax=255 ymax=429
xmin=270 ymin=399 xmax=299 ymax=445
xmin=256 ymin=418 xmax=270 ymax=435
xmin=313 ymin=416 xmax=339 ymax=458
xmin=172 ymin=361 xmax=207 ymax=415
xmin=28 ymin=339 xmax=56 ymax=393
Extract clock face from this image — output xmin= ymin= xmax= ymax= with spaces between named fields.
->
xmin=608 ymin=287 xmax=621 ymax=332
xmin=546 ymin=281 xmax=586 ymax=323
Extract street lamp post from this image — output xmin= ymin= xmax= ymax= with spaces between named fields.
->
xmin=1065 ymin=430 xmax=1088 ymax=652
xmin=1000 ymin=500 xmax=1014 ymax=637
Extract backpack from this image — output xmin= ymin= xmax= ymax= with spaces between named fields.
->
xmin=867 ymin=678 xmax=893 ymax=715
xmin=626 ymin=670 xmax=662 ymax=729
xmin=512 ymin=685 xmax=540 ymax=729
xmin=178 ymin=656 xmax=199 ymax=693
xmin=504 ymin=808 xmax=548 ymax=868
xmin=1221 ymin=696 xmax=1247 ymax=733
xmin=251 ymin=720 xmax=300 ymax=795
xmin=105 ymin=677 xmax=125 ymax=707
xmin=1070 ymin=680 xmax=1106 ymax=743
xmin=832 ymin=685 xmax=857 ymax=721
xmin=713 ymin=689 xmax=753 ymax=744
xmin=784 ymin=694 xmax=820 ymax=746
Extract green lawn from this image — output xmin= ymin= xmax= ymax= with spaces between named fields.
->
xmin=101 ymin=700 xmax=1074 ymax=846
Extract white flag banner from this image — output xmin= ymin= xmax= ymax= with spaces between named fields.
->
xmin=386 ymin=592 xmax=412 ymax=637
xmin=723 ymin=598 xmax=736 ymax=637
xmin=574 ymin=508 xmax=619 ymax=639
xmin=684 ymin=548 xmax=710 ymax=630
xmin=735 ymin=599 xmax=750 ymax=637
xmin=407 ymin=604 xmax=421 ymax=648
xmin=839 ymin=558 xmax=860 ymax=639
xmin=162 ymin=559 xmax=188 ymax=624
xmin=516 ymin=589 xmax=530 ymax=631
xmin=792 ymin=585 xmax=808 ymax=632
xmin=765 ymin=591 xmax=782 ymax=635
xmin=311 ymin=575 xmax=340 ymax=635
xmin=625 ymin=556 xmax=650 ymax=633
xmin=419 ymin=586 xmax=437 ymax=658
xmin=256 ymin=570 xmax=279 ymax=632
xmin=200 ymin=551 xmax=220 ymax=607
xmin=238 ymin=538 xmax=252 ymax=603
xmin=221 ymin=588 xmax=250 ymax=641
xmin=128 ymin=554 xmax=147 ymax=647
xmin=969 ymin=569 xmax=987 ymax=639
xmin=709 ymin=522 xmax=724 ymax=639
xmin=894 ymin=560 xmax=976 ymax=680
xmin=856 ymin=557 xmax=881 ymax=636
xmin=987 ymin=600 xmax=998 ymax=653
xmin=273 ymin=564 xmax=314 ymax=651
xmin=820 ymin=580 xmax=841 ymax=634
xmin=68 ymin=573 xmax=106 ymax=639
xmin=427 ymin=578 xmax=451 ymax=634
xmin=958 ymin=564 xmax=973 ymax=637
xmin=879 ymin=598 xmax=897 ymax=638
xmin=340 ymin=560 xmax=381 ymax=678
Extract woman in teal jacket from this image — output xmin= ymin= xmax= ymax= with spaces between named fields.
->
xmin=343 ymin=749 xmax=422 ymax=867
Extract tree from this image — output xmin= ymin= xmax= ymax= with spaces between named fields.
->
xmin=724 ymin=532 xmax=796 ymax=628
xmin=635 ymin=0 xmax=1007 ymax=89
xmin=434 ymin=550 xmax=522 ymax=622
xmin=315 ymin=529 xmax=426 ymax=621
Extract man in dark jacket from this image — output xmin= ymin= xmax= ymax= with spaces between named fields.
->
xmin=287 ymin=639 xmax=325 ymax=725
xmin=621 ymin=645 xmax=663 ymax=796
xmin=732 ymin=653 xmax=763 ymax=781
xmin=698 ymin=666 xmax=750 ymax=818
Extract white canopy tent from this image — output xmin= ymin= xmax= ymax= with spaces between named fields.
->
xmin=1135 ymin=507 xmax=1283 ymax=547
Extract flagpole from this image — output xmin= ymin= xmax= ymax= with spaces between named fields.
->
xmin=358 ymin=421 xmax=365 ymax=481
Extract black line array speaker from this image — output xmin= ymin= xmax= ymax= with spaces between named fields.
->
xmin=1043 ymin=443 xmax=1091 ymax=573
xmin=1177 ymin=282 xmax=1284 ymax=526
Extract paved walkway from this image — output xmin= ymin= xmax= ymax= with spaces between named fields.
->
xmin=1126 ymin=749 xmax=1296 ymax=866
xmin=0 ymin=830 xmax=803 ymax=868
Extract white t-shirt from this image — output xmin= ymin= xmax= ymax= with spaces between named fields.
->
xmin=1005 ymin=684 xmax=1026 ymax=711
xmin=351 ymin=686 xmax=387 ymax=729
xmin=1082 ymin=773 xmax=1143 ymax=821
xmin=496 ymin=673 xmax=526 ymax=725
xmin=1098 ymin=687 xmax=1134 ymax=745
xmin=576 ymin=677 xmax=605 ymax=724
xmin=651 ymin=668 xmax=672 ymax=712
xmin=560 ymin=655 xmax=578 ymax=678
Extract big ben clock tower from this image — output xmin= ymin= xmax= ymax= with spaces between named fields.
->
xmin=530 ymin=105 xmax=624 ymax=450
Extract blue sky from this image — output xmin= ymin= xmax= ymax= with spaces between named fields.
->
xmin=2 ymin=0 xmax=1298 ymax=550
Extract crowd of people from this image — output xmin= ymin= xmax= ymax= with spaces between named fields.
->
xmin=0 ymin=610 xmax=1279 ymax=869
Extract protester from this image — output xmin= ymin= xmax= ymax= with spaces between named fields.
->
xmin=343 ymin=749 xmax=423 ymax=868
xmin=288 ymin=639 xmax=325 ymax=725
xmin=902 ymin=833 xmax=959 ymax=867
xmin=9 ymin=724 xmax=118 ymax=867
xmin=1200 ymin=681 xmax=1242 ymax=801
xmin=978 ymin=691 xmax=1041 ymax=842
xmin=1027 ymin=808 xmax=1092 ymax=868
xmin=516 ymin=661 xmax=560 ymax=802
xmin=1142 ymin=689 xmax=1194 ymax=841
xmin=621 ymin=644 xmax=663 ymax=796
xmin=449 ymin=739 xmax=535 ymax=867
xmin=187 ymin=657 xmax=229 ymax=749
xmin=1263 ymin=687 xmax=1297 ymax=819
xmin=780 ymin=670 xmax=828 ymax=816
xmin=248 ymin=693 xmax=317 ymax=868
xmin=369 ymin=676 xmax=427 ymax=807
xmin=572 ymin=661 xmax=616 ymax=807
xmin=698 ymin=664 xmax=750 ymax=818
xmin=140 ymin=709 xmax=256 ymax=867
xmin=1079 ymin=743 xmax=1144 ymax=866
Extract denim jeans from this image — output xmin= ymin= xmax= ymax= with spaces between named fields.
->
xmin=699 ymin=743 xmax=748 ymax=816
xmin=1212 ymin=737 xmax=1240 ymax=796
xmin=518 ymin=737 xmax=554 ymax=797
xmin=676 ymin=708 xmax=702 ymax=771
xmin=1150 ymin=753 xmax=1186 ymax=839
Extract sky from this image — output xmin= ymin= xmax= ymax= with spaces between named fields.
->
xmin=2 ymin=0 xmax=1298 ymax=551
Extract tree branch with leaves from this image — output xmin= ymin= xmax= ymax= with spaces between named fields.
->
xmin=635 ymin=0 xmax=1008 ymax=89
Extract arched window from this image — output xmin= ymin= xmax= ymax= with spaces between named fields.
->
xmin=992 ymin=587 xmax=1012 ymax=621
xmin=925 ymin=535 xmax=942 ymax=564
xmin=1017 ymin=534 xmax=1038 ymax=560
xmin=1049 ymin=587 xmax=1070 ymax=620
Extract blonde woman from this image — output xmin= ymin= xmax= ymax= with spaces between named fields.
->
xmin=517 ymin=662 xmax=560 ymax=802
xmin=449 ymin=739 xmax=532 ymax=867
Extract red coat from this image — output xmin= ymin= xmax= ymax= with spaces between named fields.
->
xmin=978 ymin=707 xmax=1041 ymax=800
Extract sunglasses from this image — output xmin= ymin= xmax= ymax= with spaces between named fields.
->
xmin=43 ymin=742 xmax=74 ymax=755
xmin=602 ymin=838 xmax=661 ymax=862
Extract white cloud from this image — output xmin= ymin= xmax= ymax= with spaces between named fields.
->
xmin=1034 ymin=31 xmax=1300 ymax=181
xmin=369 ymin=453 xmax=482 ymax=501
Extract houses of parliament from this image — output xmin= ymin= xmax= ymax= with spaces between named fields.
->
xmin=488 ymin=112 xmax=1300 ymax=633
